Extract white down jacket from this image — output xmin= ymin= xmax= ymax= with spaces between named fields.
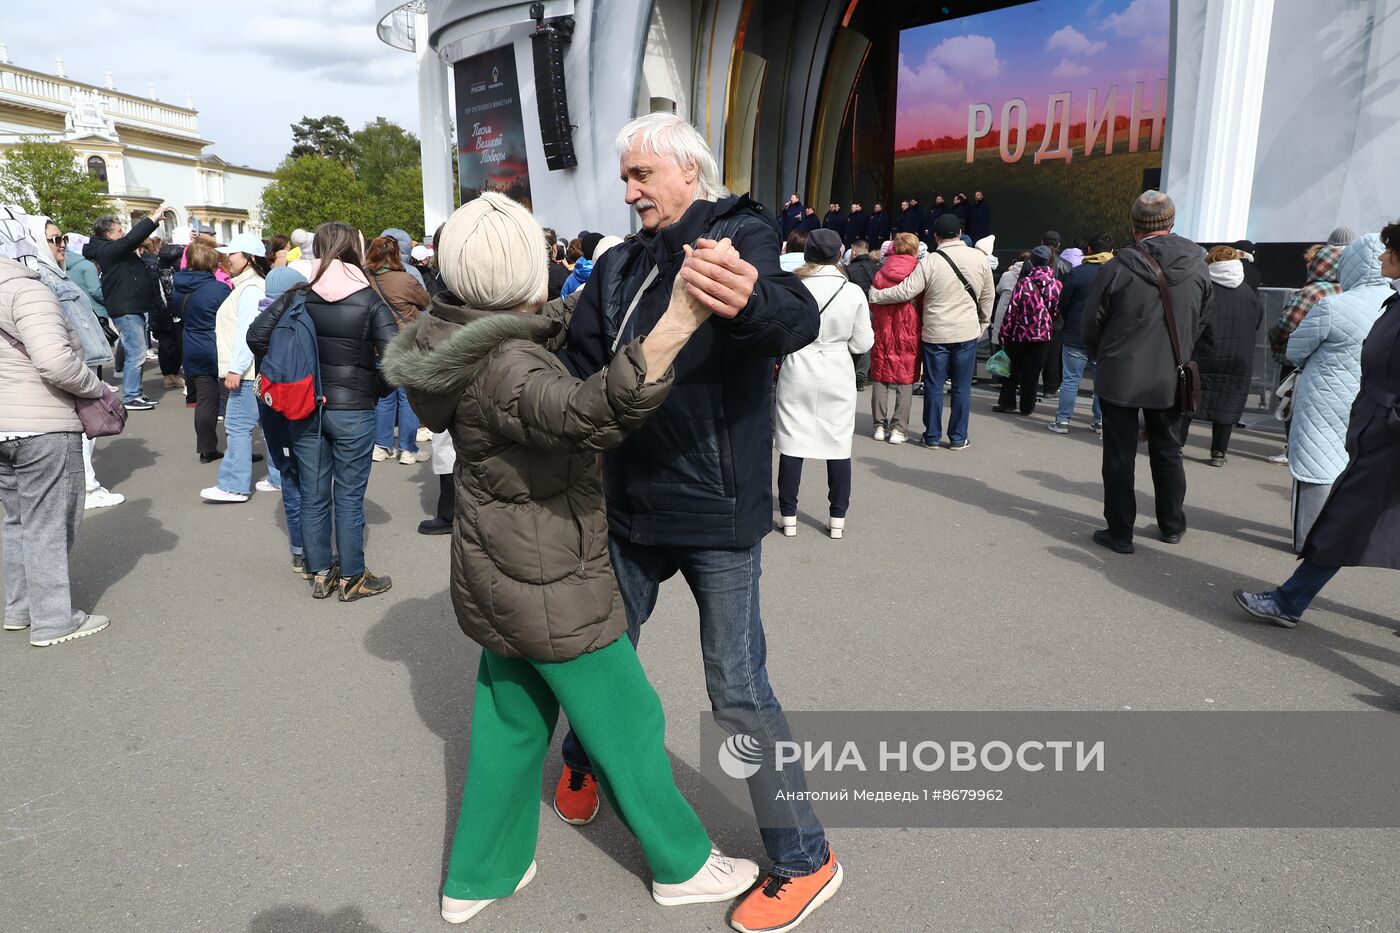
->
xmin=1286 ymin=234 xmax=1389 ymax=484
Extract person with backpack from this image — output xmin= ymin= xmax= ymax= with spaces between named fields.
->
xmin=246 ymin=222 xmax=398 ymax=602
xmin=996 ymin=245 xmax=1062 ymax=416
xmin=200 ymin=234 xmax=270 ymax=503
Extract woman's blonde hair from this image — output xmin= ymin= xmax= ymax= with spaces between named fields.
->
xmin=892 ymin=232 xmax=921 ymax=256
xmin=1206 ymin=245 xmax=1239 ymax=264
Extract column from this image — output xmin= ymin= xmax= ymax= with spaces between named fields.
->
xmin=1171 ymin=0 xmax=1274 ymax=241
xmin=417 ymin=9 xmax=455 ymax=236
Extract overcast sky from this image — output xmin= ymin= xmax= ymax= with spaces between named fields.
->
xmin=4 ymin=0 xmax=422 ymax=169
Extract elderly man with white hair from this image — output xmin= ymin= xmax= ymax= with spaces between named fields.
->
xmin=554 ymin=112 xmax=840 ymax=933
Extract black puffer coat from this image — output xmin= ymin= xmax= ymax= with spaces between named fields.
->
xmin=383 ymin=295 xmax=673 ymax=661
xmin=82 ymin=216 xmax=160 ymax=318
xmin=247 ymin=273 xmax=399 ymax=410
xmin=557 ymin=194 xmax=820 ymax=548
xmin=1194 ymin=278 xmax=1263 ymax=423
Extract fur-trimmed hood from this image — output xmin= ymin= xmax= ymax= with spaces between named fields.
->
xmin=382 ymin=293 xmax=563 ymax=431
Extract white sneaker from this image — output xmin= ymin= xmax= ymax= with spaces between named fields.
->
xmin=780 ymin=515 xmax=797 ymax=537
xmin=416 ymin=426 xmax=432 ymax=444
xmin=255 ymin=479 xmax=281 ymax=493
xmin=1267 ymin=451 xmax=1289 ymax=465
xmin=84 ymin=486 xmax=125 ymax=509
xmin=873 ymin=425 xmax=886 ymax=442
xmin=829 ymin=516 xmax=845 ymax=540
xmin=441 ymin=861 xmax=536 ymax=924
xmin=200 ymin=486 xmax=250 ymax=503
xmin=398 ymin=449 xmax=418 ymax=465
xmin=653 ymin=847 xmax=761 ymax=906
xmin=3 ymin=618 xmax=29 ymax=631
xmin=372 ymin=445 xmax=392 ymax=462
xmin=31 ymin=613 xmax=110 ymax=647
xmin=887 ymin=429 xmax=906 ymax=445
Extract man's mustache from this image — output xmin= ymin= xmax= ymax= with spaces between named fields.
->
xmin=634 ymin=200 xmax=657 ymax=214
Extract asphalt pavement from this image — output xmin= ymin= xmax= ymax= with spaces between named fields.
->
xmin=3 ymin=375 xmax=1397 ymax=932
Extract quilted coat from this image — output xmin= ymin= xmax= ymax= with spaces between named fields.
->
xmin=381 ymin=293 xmax=674 ymax=662
xmin=0 ymin=257 xmax=102 ymax=434
xmin=1303 ymin=292 xmax=1400 ymax=570
xmin=1287 ymin=234 xmax=1389 ymax=485
xmin=1193 ymin=268 xmax=1263 ymax=424
xmin=868 ymin=252 xmax=921 ymax=384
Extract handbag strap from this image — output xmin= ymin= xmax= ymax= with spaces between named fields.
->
xmin=0 ymin=324 xmax=29 ymax=360
xmin=934 ymin=248 xmax=979 ymax=305
xmin=1135 ymin=245 xmax=1183 ymax=371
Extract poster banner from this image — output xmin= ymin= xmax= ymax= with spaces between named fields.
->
xmin=454 ymin=46 xmax=531 ymax=209
xmin=894 ymin=0 xmax=1170 ymax=249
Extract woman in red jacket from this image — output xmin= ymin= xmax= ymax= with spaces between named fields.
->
xmin=867 ymin=233 xmax=922 ymax=444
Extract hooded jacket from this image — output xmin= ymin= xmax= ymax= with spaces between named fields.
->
xmin=247 ymin=260 xmax=399 ymax=410
xmin=557 ymin=193 xmax=819 ymax=549
xmin=81 ymin=216 xmax=160 ymax=318
xmin=172 ymin=269 xmax=232 ymax=378
xmin=1268 ymin=245 xmax=1344 ymax=364
xmin=1082 ymin=234 xmax=1212 ymax=409
xmin=1057 ymin=252 xmax=1112 ymax=350
xmin=1193 ymin=264 xmax=1263 ymax=425
xmin=1287 ymin=234 xmax=1390 ymax=485
xmin=868 ymin=253 xmax=922 ymax=384
xmin=560 ymin=257 xmax=593 ymax=298
xmin=0 ymin=257 xmax=103 ymax=433
xmin=381 ymin=294 xmax=674 ymax=661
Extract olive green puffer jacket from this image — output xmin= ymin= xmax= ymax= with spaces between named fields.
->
xmin=381 ymin=293 xmax=674 ymax=662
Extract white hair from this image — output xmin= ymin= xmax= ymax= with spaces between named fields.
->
xmin=616 ymin=113 xmax=729 ymax=200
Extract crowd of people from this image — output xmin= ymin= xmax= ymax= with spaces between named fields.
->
xmin=2 ymin=109 xmax=1397 ymax=931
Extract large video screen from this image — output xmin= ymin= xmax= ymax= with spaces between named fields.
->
xmin=894 ymin=0 xmax=1170 ymax=249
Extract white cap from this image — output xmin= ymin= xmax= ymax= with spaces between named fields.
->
xmin=216 ymin=232 xmax=266 ymax=258
xmin=410 ymin=244 xmax=431 ymax=262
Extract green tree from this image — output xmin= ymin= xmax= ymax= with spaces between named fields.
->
xmin=259 ymin=155 xmax=370 ymax=235
xmin=352 ymin=117 xmax=420 ymax=194
xmin=289 ymin=115 xmax=355 ymax=164
xmin=370 ymin=165 xmax=425 ymax=240
xmin=0 ymin=138 xmax=108 ymax=232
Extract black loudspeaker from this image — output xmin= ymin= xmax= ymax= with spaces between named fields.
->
xmin=1142 ymin=167 xmax=1162 ymax=191
xmin=531 ymin=8 xmax=577 ymax=171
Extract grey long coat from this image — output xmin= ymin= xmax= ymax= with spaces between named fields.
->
xmin=382 ymin=294 xmax=673 ymax=662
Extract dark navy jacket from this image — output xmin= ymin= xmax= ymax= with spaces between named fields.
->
xmin=172 ymin=269 xmax=231 ymax=377
xmin=557 ymin=194 xmax=819 ymax=548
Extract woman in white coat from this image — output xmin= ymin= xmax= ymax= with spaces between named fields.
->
xmin=774 ymin=227 xmax=875 ymax=539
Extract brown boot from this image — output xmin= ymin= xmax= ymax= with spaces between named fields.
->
xmin=162 ymin=374 xmax=176 ymax=390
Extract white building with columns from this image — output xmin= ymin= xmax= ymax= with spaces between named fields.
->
xmin=0 ymin=52 xmax=273 ymax=241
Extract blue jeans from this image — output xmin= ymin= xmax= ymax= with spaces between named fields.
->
xmin=113 ymin=313 xmax=147 ymax=402
xmin=289 ymin=409 xmax=375 ymax=577
xmin=216 ymin=382 xmax=258 ymax=495
xmin=921 ymin=338 xmax=978 ymax=445
xmin=1273 ymin=559 xmax=1339 ymax=618
xmin=375 ymin=389 xmax=419 ymax=453
xmin=1056 ymin=345 xmax=1102 ymax=425
xmin=561 ymin=539 xmax=831 ymax=878
xmin=259 ymin=401 xmax=304 ymax=555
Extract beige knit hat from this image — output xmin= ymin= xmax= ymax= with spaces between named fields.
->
xmin=1130 ymin=190 xmax=1176 ymax=233
xmin=437 ymin=192 xmax=548 ymax=310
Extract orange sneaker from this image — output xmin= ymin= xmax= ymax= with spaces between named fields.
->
xmin=729 ymin=847 xmax=843 ymax=933
xmin=552 ymin=766 xmax=600 ymax=825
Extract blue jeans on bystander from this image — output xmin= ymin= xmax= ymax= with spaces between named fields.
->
xmin=289 ymin=408 xmax=375 ymax=577
xmin=1056 ymin=345 xmax=1102 ymax=425
xmin=921 ymin=338 xmax=979 ymax=445
xmin=113 ymin=313 xmax=147 ymax=402
xmin=216 ymin=381 xmax=258 ymax=495
xmin=375 ymin=388 xmax=419 ymax=453
xmin=259 ymin=401 xmax=304 ymax=556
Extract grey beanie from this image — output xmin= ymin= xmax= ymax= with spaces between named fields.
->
xmin=804 ymin=227 xmax=843 ymax=264
xmin=1130 ymin=190 xmax=1176 ymax=233
xmin=437 ymin=193 xmax=548 ymax=310
xmin=1327 ymin=225 xmax=1357 ymax=246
